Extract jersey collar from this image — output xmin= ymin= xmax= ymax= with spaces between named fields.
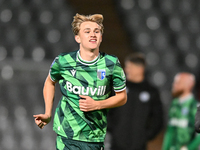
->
xmin=178 ymin=93 xmax=193 ymax=103
xmin=77 ymin=50 xmax=100 ymax=65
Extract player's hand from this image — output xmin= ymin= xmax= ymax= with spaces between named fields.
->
xmin=33 ymin=114 xmax=51 ymax=129
xmin=79 ymin=95 xmax=100 ymax=112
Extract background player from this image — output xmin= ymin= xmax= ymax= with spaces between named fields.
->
xmin=162 ymin=72 xmax=200 ymax=150
xmin=107 ymin=53 xmax=163 ymax=150
xmin=33 ymin=13 xmax=127 ymax=150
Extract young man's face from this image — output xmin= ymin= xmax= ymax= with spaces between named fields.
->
xmin=124 ymin=61 xmax=144 ymax=81
xmin=75 ymin=21 xmax=102 ymax=51
xmin=172 ymin=75 xmax=184 ymax=97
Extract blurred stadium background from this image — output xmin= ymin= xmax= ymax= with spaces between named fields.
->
xmin=0 ymin=0 xmax=200 ymax=149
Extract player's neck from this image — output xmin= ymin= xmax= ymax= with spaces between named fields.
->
xmin=79 ymin=48 xmax=99 ymax=61
xmin=179 ymin=92 xmax=192 ymax=100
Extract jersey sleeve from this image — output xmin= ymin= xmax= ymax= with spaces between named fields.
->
xmin=49 ymin=56 xmax=62 ymax=82
xmin=112 ymin=59 xmax=126 ymax=92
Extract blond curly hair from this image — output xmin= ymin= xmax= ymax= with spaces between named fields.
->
xmin=71 ymin=13 xmax=104 ymax=35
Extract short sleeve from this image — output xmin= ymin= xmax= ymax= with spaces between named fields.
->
xmin=112 ymin=59 xmax=126 ymax=92
xmin=49 ymin=56 xmax=62 ymax=82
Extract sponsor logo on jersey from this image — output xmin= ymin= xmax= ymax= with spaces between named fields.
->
xmin=66 ymin=81 xmax=106 ymax=96
xmin=169 ymin=118 xmax=188 ymax=128
xmin=97 ymin=69 xmax=106 ymax=80
xmin=70 ymin=69 xmax=76 ymax=77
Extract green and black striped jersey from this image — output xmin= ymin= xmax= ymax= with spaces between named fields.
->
xmin=162 ymin=95 xmax=200 ymax=150
xmin=50 ymin=50 xmax=126 ymax=142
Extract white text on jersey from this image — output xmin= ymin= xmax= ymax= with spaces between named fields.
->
xmin=66 ymin=81 xmax=106 ymax=96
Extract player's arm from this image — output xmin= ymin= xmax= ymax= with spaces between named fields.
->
xmin=97 ymin=90 xmax=127 ymax=109
xmin=79 ymin=89 xmax=127 ymax=112
xmin=33 ymin=74 xmax=56 ymax=129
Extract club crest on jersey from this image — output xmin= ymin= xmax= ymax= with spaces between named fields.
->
xmin=97 ymin=69 xmax=106 ymax=80
xmin=182 ymin=107 xmax=189 ymax=115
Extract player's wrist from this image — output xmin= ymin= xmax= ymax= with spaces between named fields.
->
xmin=96 ymin=101 xmax=102 ymax=110
xmin=44 ymin=114 xmax=52 ymax=124
xmin=44 ymin=113 xmax=52 ymax=118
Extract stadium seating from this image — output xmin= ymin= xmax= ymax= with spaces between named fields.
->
xmin=0 ymin=0 xmax=74 ymax=149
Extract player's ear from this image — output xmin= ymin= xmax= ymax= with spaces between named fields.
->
xmin=75 ymin=35 xmax=81 ymax=43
